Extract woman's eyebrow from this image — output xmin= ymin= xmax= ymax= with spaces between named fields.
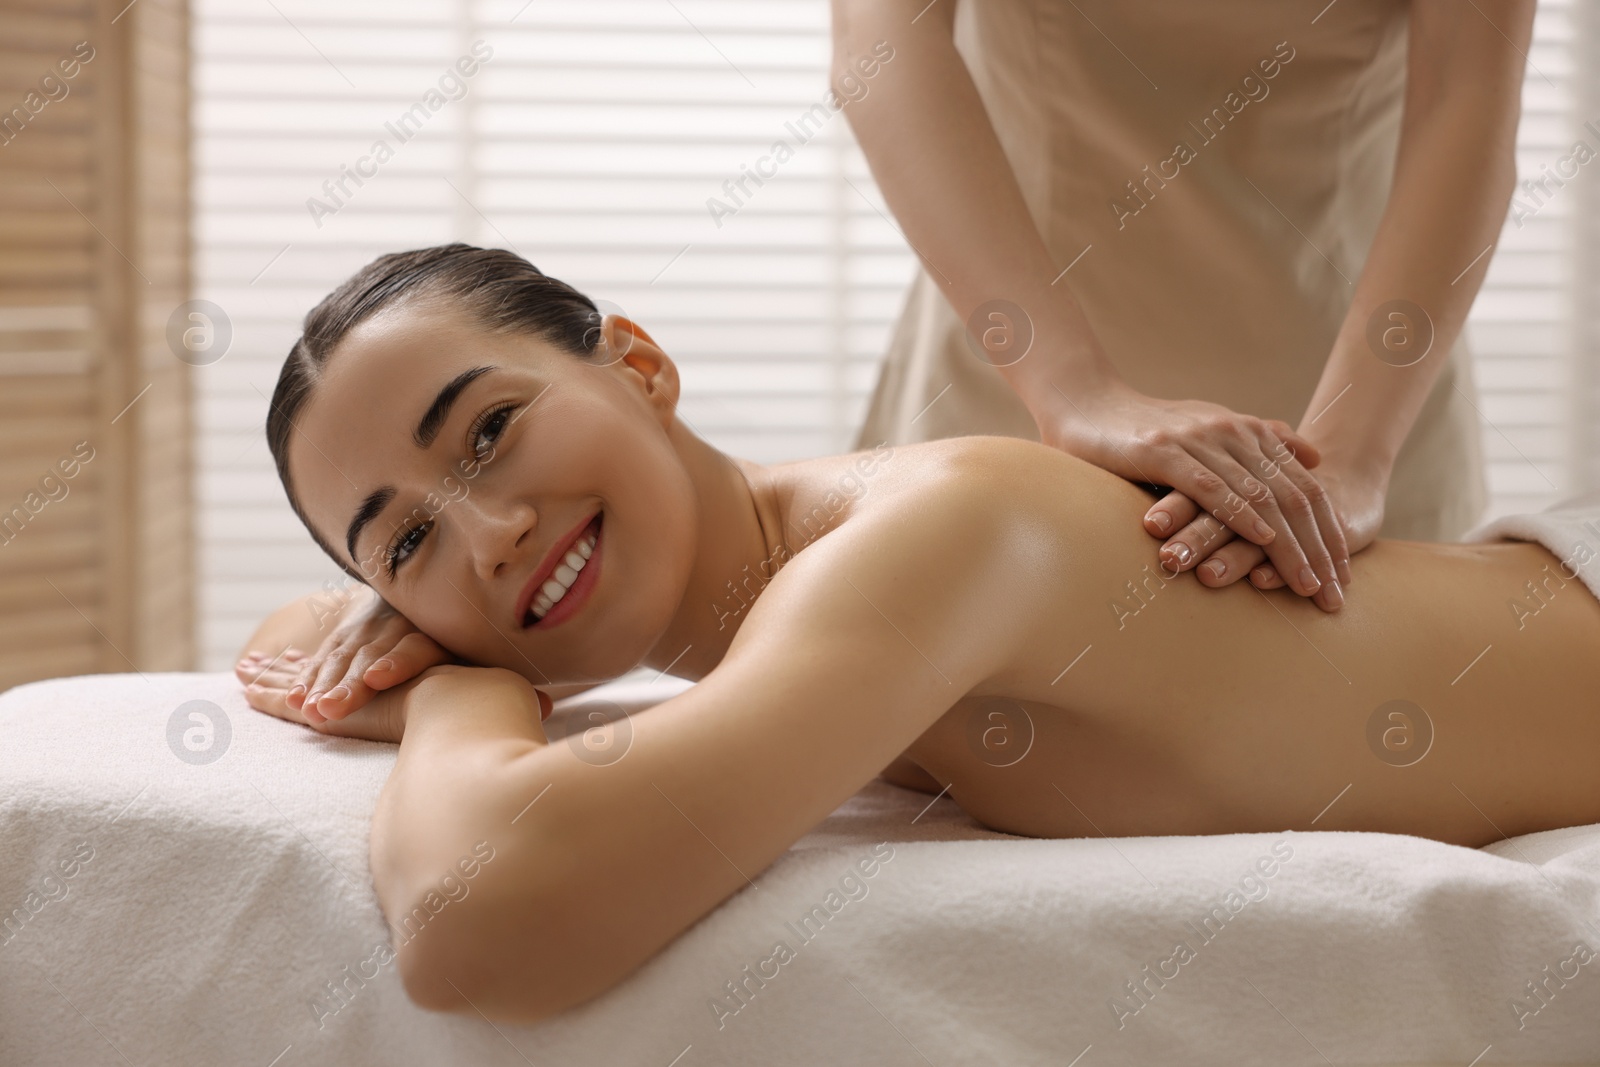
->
xmin=344 ymin=364 xmax=500 ymax=568
xmin=413 ymin=365 xmax=498 ymax=448
xmin=346 ymin=485 xmax=396 ymax=567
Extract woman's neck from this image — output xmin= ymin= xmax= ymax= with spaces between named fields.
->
xmin=641 ymin=419 xmax=791 ymax=680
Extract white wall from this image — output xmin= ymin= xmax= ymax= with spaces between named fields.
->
xmin=192 ymin=0 xmax=1581 ymax=669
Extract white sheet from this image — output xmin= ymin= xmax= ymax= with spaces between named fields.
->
xmin=3 ymin=669 xmax=1599 ymax=1066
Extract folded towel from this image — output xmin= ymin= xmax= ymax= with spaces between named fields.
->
xmin=1464 ymin=489 xmax=1600 ymax=601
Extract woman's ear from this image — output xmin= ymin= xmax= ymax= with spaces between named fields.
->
xmin=603 ymin=314 xmax=679 ymax=422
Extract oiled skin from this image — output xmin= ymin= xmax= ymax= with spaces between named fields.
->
xmin=884 ymin=440 xmax=1600 ymax=846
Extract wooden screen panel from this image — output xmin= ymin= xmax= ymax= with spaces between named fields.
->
xmin=0 ymin=0 xmax=193 ymax=693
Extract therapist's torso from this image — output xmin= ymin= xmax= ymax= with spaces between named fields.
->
xmin=853 ymin=0 xmax=1487 ymax=540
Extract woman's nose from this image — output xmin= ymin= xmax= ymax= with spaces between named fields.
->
xmin=458 ymin=496 xmax=537 ymax=579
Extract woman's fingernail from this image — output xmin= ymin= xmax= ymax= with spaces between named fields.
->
xmin=1149 ymin=512 xmax=1171 ymax=533
xmin=245 ymin=650 xmax=265 ymax=660
xmin=1203 ymin=560 xmax=1226 ymax=580
xmin=288 ymin=684 xmax=306 ymax=703
xmin=1168 ymin=543 xmax=1192 ymax=565
xmin=1298 ymin=566 xmax=1320 ymax=592
xmin=1338 ymin=559 xmax=1353 ymax=585
xmin=285 ymin=649 xmax=305 ymax=660
xmin=1323 ymin=579 xmax=1344 ymax=609
xmin=325 ymin=685 xmax=350 ymax=704
xmin=1253 ymin=521 xmax=1273 ymax=541
xmin=368 ymin=659 xmax=395 ymax=674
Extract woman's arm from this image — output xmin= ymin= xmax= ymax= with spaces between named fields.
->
xmin=370 ymin=478 xmax=1030 ymax=1022
xmin=238 ymin=583 xmax=599 ymax=717
xmin=831 ymin=0 xmax=1348 ymax=610
xmin=1158 ymin=0 xmax=1534 ymax=587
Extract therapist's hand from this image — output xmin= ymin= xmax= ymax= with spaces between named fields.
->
xmin=1035 ymin=378 xmax=1349 ymax=608
xmin=1155 ymin=459 xmax=1385 ymax=599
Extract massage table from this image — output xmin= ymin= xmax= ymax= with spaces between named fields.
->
xmin=2 ymin=665 xmax=1598 ymax=1066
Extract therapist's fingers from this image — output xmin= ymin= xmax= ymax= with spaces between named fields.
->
xmin=1263 ymin=419 xmax=1322 ymax=469
xmin=1195 ymin=540 xmax=1267 ymax=587
xmin=1251 ymin=439 xmax=1350 ymax=596
xmin=1197 ymin=540 xmax=1346 ymax=612
xmin=1155 ymin=449 xmax=1275 ymax=575
xmin=1203 ymin=435 xmax=1333 ymax=600
xmin=1143 ymin=422 xmax=1320 ymax=538
xmin=1250 ymin=562 xmax=1288 ymax=590
xmin=1155 ymin=451 xmax=1282 ymax=567
xmin=1143 ymin=489 xmax=1201 ymax=538
xmin=1159 ymin=511 xmax=1237 ymax=575
xmin=1249 ymin=557 xmax=1344 ymax=611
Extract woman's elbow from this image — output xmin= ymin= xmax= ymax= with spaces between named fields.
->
xmin=390 ymin=897 xmax=569 ymax=1024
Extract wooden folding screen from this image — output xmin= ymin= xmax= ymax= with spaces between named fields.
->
xmin=0 ymin=0 xmax=193 ymax=692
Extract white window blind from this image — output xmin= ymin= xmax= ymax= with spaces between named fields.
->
xmin=1477 ymin=0 xmax=1575 ymax=518
xmin=193 ymin=0 xmax=1577 ymax=670
xmin=192 ymin=0 xmax=911 ymax=668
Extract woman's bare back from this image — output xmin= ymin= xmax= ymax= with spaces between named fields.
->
xmin=762 ymin=436 xmax=1600 ymax=847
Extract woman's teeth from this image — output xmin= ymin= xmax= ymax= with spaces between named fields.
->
xmin=529 ymin=526 xmax=597 ymax=623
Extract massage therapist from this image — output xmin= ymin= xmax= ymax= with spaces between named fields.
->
xmin=832 ymin=0 xmax=1533 ymax=612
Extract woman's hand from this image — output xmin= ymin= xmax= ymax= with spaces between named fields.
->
xmin=236 ymin=658 xmax=552 ymax=745
xmin=235 ymin=655 xmax=443 ymax=743
xmin=1143 ymin=457 xmax=1386 ymax=606
xmin=1035 ymin=379 xmax=1349 ymax=607
xmin=261 ymin=587 xmax=454 ymax=725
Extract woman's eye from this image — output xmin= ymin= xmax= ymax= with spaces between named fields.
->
xmin=472 ymin=404 xmax=516 ymax=458
xmin=388 ymin=522 xmax=430 ymax=574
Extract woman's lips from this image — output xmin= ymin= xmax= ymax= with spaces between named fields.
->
xmin=527 ymin=512 xmax=602 ymax=631
xmin=515 ymin=509 xmax=601 ymax=628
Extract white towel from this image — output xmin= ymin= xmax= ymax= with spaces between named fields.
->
xmin=3 ymin=671 xmax=1600 ymax=1065
xmin=1464 ymin=488 xmax=1600 ymax=601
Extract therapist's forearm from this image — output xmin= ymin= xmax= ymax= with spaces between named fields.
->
xmin=831 ymin=0 xmax=1117 ymax=409
xmin=1299 ymin=71 xmax=1520 ymax=481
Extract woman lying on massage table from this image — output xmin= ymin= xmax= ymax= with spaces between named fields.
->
xmin=236 ymin=243 xmax=1600 ymax=1024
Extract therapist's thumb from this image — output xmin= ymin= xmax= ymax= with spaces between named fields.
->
xmin=1267 ymin=420 xmax=1321 ymax=469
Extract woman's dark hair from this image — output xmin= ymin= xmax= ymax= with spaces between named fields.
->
xmin=266 ymin=243 xmax=602 ymax=584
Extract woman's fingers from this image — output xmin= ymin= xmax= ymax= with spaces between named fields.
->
xmin=361 ymin=631 xmax=451 ymax=690
xmin=235 ymin=655 xmax=401 ymax=742
xmin=311 ymin=646 xmax=384 ymax=722
xmin=288 ymin=640 xmax=339 ymax=711
xmin=236 ymin=657 xmax=312 ymax=724
xmin=319 ymin=632 xmax=451 ymax=722
xmin=300 ymin=648 xmax=363 ymax=723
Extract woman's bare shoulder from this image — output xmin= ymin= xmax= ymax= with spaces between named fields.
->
xmin=829 ymin=435 xmax=1153 ymax=531
xmin=720 ymin=438 xmax=1093 ymax=684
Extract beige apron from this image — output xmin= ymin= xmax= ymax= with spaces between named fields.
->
xmin=853 ymin=0 xmax=1486 ymax=540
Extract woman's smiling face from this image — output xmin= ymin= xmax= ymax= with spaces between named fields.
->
xmin=285 ymin=296 xmax=698 ymax=684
